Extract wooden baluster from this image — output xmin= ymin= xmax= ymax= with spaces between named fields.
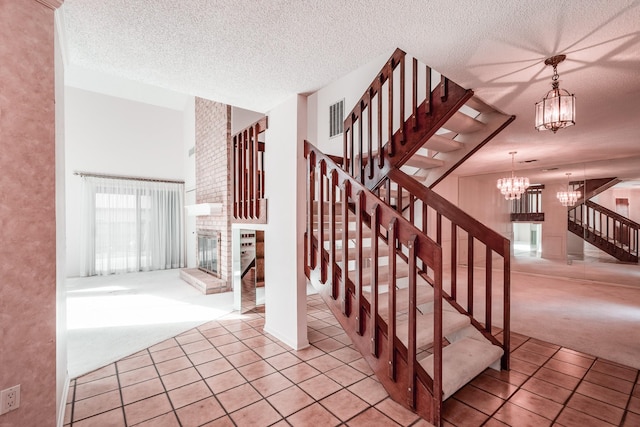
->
xmin=433 ymin=245 xmax=443 ymax=424
xmin=388 ymin=218 xmax=397 ymax=381
xmin=341 ymin=180 xmax=351 ymax=316
xmin=467 ymin=235 xmax=474 ymax=316
xmin=451 ymin=225 xmax=457 ymax=300
xmin=485 ymin=246 xmax=492 ymax=334
xmin=358 ymin=106 xmax=364 ymax=183
xmin=243 ymin=130 xmax=249 ymax=219
xmin=355 ymin=190 xmax=364 ymax=335
xmin=253 ymin=124 xmax=260 ymax=218
xmin=343 ymin=127 xmax=349 ymax=173
xmin=422 ymin=202 xmax=428 ymax=272
xmin=378 ymin=75 xmax=384 ymax=168
xmin=329 ymin=170 xmax=338 ymax=299
xmin=319 ymin=160 xmax=326 ymax=284
xmin=384 ymin=179 xmax=391 ymax=206
xmin=436 ymin=213 xmax=442 ymax=245
xmin=409 ymin=194 xmax=415 ymax=224
xmin=307 ymin=152 xmax=316 ymax=270
xmin=397 ymin=186 xmax=403 ymax=213
xmin=370 ymin=203 xmax=379 ymax=356
xmin=233 ymin=135 xmax=238 ymax=218
xmin=368 ymin=91 xmax=374 ymax=179
xmin=502 ymin=241 xmax=511 ymax=370
xmin=399 ymin=55 xmax=405 ymax=144
xmin=412 ymin=58 xmax=417 ymax=129
xmin=440 ymin=75 xmax=448 ymax=102
xmin=407 ymin=235 xmax=418 ymax=408
xmin=351 ymin=116 xmax=357 ymax=177
xmin=248 ymin=126 xmax=255 ymax=218
xmin=387 ymin=59 xmax=395 ymax=157
xmin=425 ymin=65 xmax=432 ymax=116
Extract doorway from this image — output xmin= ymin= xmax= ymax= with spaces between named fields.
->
xmin=239 ymin=229 xmax=265 ymax=312
xmin=513 ymin=223 xmax=542 ymax=257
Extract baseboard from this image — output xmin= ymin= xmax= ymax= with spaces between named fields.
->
xmin=263 ymin=323 xmax=310 ymax=351
xmin=57 ymin=372 xmax=70 ymax=427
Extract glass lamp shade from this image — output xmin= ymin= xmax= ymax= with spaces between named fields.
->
xmin=497 ymin=176 xmax=530 ymax=200
xmin=557 ymin=190 xmax=581 ymax=207
xmin=535 ymin=87 xmax=576 ymax=132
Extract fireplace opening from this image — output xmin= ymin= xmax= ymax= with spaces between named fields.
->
xmin=197 ymin=231 xmax=220 ymax=276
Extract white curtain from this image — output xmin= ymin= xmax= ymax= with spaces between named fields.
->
xmin=80 ymin=176 xmax=185 ymax=276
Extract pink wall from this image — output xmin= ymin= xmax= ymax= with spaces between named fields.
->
xmin=0 ymin=1 xmax=60 ymax=426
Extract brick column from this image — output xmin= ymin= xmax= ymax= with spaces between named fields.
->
xmin=195 ymin=98 xmax=232 ymax=285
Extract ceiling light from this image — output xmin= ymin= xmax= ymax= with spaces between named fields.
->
xmin=497 ymin=152 xmax=530 ymax=200
xmin=535 ymin=55 xmax=575 ymax=133
xmin=557 ymin=173 xmax=581 ymax=206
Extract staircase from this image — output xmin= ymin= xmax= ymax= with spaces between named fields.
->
xmin=342 ymin=48 xmax=515 ymax=191
xmin=304 ymin=48 xmax=513 ymax=426
xmin=569 ymin=200 xmax=639 ymax=263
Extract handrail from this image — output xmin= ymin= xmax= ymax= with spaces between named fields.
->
xmin=342 ymin=48 xmax=473 ymax=190
xmin=569 ymin=200 xmax=639 ymax=258
xmin=232 ymin=116 xmax=268 ymax=220
xmin=384 ymin=168 xmax=511 ymax=369
xmin=305 ymin=140 xmax=445 ymax=418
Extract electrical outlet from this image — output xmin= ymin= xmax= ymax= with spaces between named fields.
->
xmin=0 ymin=385 xmax=20 ymax=415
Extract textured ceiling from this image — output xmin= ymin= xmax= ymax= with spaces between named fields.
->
xmin=61 ymin=0 xmax=640 ymax=180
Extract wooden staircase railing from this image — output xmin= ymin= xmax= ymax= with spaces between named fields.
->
xmin=305 ymin=141 xmax=446 ymax=423
xmin=569 ymin=200 xmax=639 ymax=263
xmin=342 ymin=48 xmax=474 ymax=190
xmin=232 ymin=116 xmax=268 ymax=222
xmin=380 ymin=168 xmax=511 ymax=368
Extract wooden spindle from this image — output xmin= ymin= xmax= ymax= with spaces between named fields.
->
xmin=355 ymin=190 xmax=364 ymax=335
xmin=399 ymin=56 xmax=405 ymax=144
xmin=407 ymin=234 xmax=417 ymax=408
xmin=412 ymin=58 xmax=417 ymax=129
xmin=368 ymin=92 xmax=374 ymax=179
xmin=378 ymin=79 xmax=384 ymax=168
xmin=467 ymin=235 xmax=474 ymax=316
xmin=341 ymin=180 xmax=350 ymax=316
xmin=318 ymin=160 xmax=326 ymax=284
xmin=485 ymin=245 xmax=492 ymax=333
xmin=451 ymin=225 xmax=457 ymax=300
xmin=307 ymin=152 xmax=316 ymax=270
xmin=370 ymin=203 xmax=379 ymax=356
xmin=387 ymin=59 xmax=395 ymax=158
xmin=388 ymin=217 xmax=397 ymax=380
xmin=425 ymin=65 xmax=432 ymax=116
xmin=248 ymin=126 xmax=255 ymax=218
xmin=252 ymin=123 xmax=260 ymax=218
xmin=329 ymin=170 xmax=338 ymax=299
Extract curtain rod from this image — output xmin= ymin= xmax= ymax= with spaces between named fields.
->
xmin=73 ymin=171 xmax=185 ymax=185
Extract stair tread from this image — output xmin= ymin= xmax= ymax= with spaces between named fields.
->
xmin=442 ymin=110 xmax=485 ymax=134
xmin=373 ymin=286 xmax=435 ymax=321
xmin=405 ymin=155 xmax=445 ymax=169
xmin=396 ymin=310 xmax=471 ymax=349
xmin=423 ymin=134 xmax=464 ymax=153
xmin=419 ymin=337 xmax=503 ymax=400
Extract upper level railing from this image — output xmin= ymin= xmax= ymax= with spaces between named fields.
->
xmin=342 ymin=48 xmax=473 ymax=189
xmin=511 ymin=184 xmax=545 ymax=222
xmin=380 ymin=168 xmax=511 ymax=367
xmin=305 ymin=140 xmax=447 ymax=421
xmin=232 ymin=117 xmax=267 ymax=222
xmin=569 ymin=200 xmax=639 ymax=261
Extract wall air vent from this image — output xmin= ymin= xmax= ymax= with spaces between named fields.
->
xmin=329 ymin=99 xmax=344 ymax=138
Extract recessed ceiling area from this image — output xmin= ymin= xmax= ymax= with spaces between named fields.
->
xmin=60 ymin=0 xmax=640 ymax=180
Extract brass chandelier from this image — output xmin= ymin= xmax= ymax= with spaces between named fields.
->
xmin=535 ymin=55 xmax=576 ymax=133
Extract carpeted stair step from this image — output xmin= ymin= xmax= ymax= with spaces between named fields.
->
xmin=396 ymin=310 xmax=471 ymax=349
xmin=372 ymin=286 xmax=435 ymax=322
xmin=419 ymin=337 xmax=503 ymax=400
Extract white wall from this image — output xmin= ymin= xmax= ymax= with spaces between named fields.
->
xmin=263 ymin=94 xmax=309 ymax=350
xmin=232 ymin=106 xmax=264 ymax=135
xmin=65 ymin=87 xmax=186 ymax=277
xmin=307 ymin=53 xmax=387 ymax=154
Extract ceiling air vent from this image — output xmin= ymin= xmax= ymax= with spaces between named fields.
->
xmin=329 ymin=99 xmax=344 ymax=138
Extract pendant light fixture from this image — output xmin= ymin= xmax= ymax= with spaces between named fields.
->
xmin=535 ymin=55 xmax=576 ymax=133
xmin=497 ymin=152 xmax=530 ymax=200
xmin=557 ymin=172 xmax=581 ymax=206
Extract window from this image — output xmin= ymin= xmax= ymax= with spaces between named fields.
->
xmin=81 ymin=176 xmax=185 ymax=276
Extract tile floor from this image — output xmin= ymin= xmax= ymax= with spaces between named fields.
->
xmin=64 ymin=294 xmax=640 ymax=426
